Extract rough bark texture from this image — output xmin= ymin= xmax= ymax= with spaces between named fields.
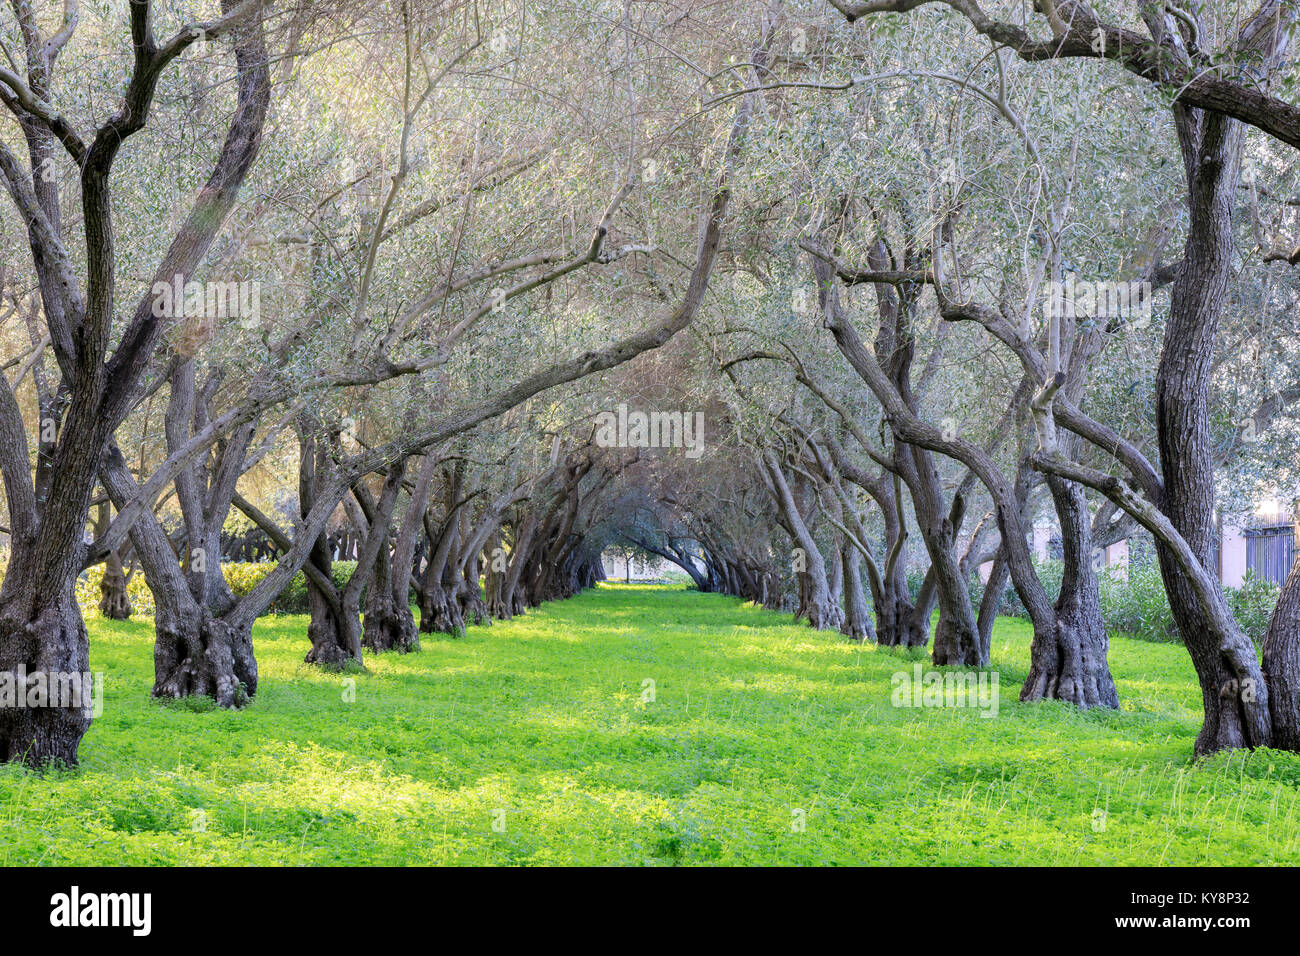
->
xmin=97 ymin=550 xmax=133 ymax=620
xmin=875 ymin=591 xmax=928 ymax=647
xmin=1155 ymin=109 xmax=1271 ymax=753
xmin=362 ymin=532 xmax=420 ymax=653
xmin=1263 ymin=538 xmax=1300 ymax=751
xmin=101 ymin=446 xmax=262 ymax=707
xmin=152 ymin=607 xmax=257 ymax=706
xmin=417 ymin=500 xmax=467 ymax=638
xmin=0 ymin=592 xmax=92 ymax=767
xmin=0 ymin=0 xmax=271 ymax=764
xmin=296 ymin=423 xmax=364 ymax=668
xmin=840 ymin=544 xmax=874 ymax=641
xmin=871 ymin=479 xmax=930 ymax=648
xmin=1020 ymin=475 xmax=1118 ymax=708
xmin=363 ymin=517 xmax=420 ymax=654
xmin=303 ymin=582 xmax=360 ymax=669
xmin=459 ymin=558 xmax=489 ymax=626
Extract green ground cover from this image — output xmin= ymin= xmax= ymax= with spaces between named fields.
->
xmin=2 ymin=583 xmax=1297 ymax=865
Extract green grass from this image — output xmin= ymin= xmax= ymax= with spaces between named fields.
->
xmin=2 ymin=582 xmax=1298 ymax=865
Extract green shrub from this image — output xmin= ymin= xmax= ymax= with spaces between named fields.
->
xmin=1226 ymin=570 xmax=1281 ymax=646
xmin=77 ymin=565 xmax=157 ymax=616
xmin=1099 ymin=561 xmax=1176 ymax=641
xmin=905 ymin=567 xmax=926 ymax=605
xmin=1099 ymin=563 xmax=1281 ymax=646
xmin=1000 ymin=557 xmax=1064 ymax=620
xmin=73 ymin=560 xmax=361 ymax=618
xmin=223 ymin=561 xmax=359 ymax=615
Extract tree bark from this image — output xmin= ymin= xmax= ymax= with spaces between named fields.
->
xmin=1263 ymin=523 xmax=1300 ymax=750
xmin=0 ymin=585 xmax=92 ymax=767
xmin=762 ymin=451 xmax=843 ymax=631
xmin=97 ymin=549 xmax=133 ymax=621
xmin=102 ymin=446 xmax=259 ymax=705
xmin=1020 ymin=474 xmax=1118 ymax=708
xmin=1153 ymin=109 xmax=1271 ymax=753
xmin=840 ymin=542 xmax=874 ymax=641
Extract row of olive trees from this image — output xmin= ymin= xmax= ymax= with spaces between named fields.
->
xmin=640 ymin=0 xmax=1300 ymax=756
xmin=0 ymin=0 xmax=770 ymax=765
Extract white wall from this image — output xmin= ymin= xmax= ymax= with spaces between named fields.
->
xmin=1221 ymin=519 xmax=1248 ymax=588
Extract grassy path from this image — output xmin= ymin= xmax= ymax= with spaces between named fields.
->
xmin=1 ymin=583 xmax=1298 ymax=865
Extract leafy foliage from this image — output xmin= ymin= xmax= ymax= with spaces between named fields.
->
xmin=77 ymin=562 xmax=363 ymax=618
xmin=1099 ymin=562 xmax=1179 ymax=643
xmin=1226 ymin=572 xmax=1282 ymax=648
xmin=997 ymin=559 xmax=1065 ymax=621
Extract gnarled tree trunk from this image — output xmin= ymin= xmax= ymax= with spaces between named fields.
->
xmin=1020 ymin=474 xmax=1117 ymax=708
xmin=152 ymin=605 xmax=257 ymax=705
xmin=1152 ymin=109 xmax=1271 ymax=753
xmin=97 ymin=549 xmax=133 ymax=620
xmin=763 ymin=450 xmax=843 ymax=631
xmin=840 ymin=543 xmax=874 ymax=641
xmin=0 ymin=579 xmax=92 ymax=766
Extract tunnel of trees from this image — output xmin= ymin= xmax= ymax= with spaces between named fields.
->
xmin=1 ymin=0 xmax=1299 ymax=768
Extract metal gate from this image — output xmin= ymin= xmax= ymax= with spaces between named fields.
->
xmin=1245 ymin=525 xmax=1296 ymax=586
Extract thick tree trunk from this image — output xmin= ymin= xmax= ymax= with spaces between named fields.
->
xmin=1154 ymin=110 xmax=1271 ymax=753
xmin=333 ymin=464 xmax=413 ymax=654
xmin=358 ymin=512 xmax=406 ymax=651
xmin=927 ymin=562 xmax=980 ymax=666
xmin=484 ymin=531 xmax=512 ymax=619
xmin=417 ymin=527 xmax=466 ymax=638
xmin=1020 ymin=475 xmax=1118 ymax=708
xmin=303 ymin=577 xmax=361 ymax=669
xmin=509 ymin=583 xmax=527 ymax=617
xmin=485 ymin=568 xmax=511 ymax=619
xmin=363 ymin=453 xmax=439 ymax=653
xmin=363 ymin=581 xmax=420 ymax=653
xmin=870 ymin=485 xmax=930 ymax=648
xmin=459 ymin=557 xmax=489 ymax=627
xmin=362 ymin=543 xmax=420 ymax=653
xmin=419 ymin=579 xmax=466 ymax=636
xmin=417 ymin=512 xmax=468 ymax=637
xmin=494 ymin=515 xmax=537 ymax=620
xmin=1263 ymin=537 xmax=1300 ymax=750
xmin=297 ymin=425 xmax=365 ymax=668
xmin=841 ymin=544 xmax=874 ymax=641
xmin=827 ymin=540 xmax=844 ymax=608
xmin=0 ymin=0 xmax=271 ymax=764
xmin=0 ymin=589 xmax=92 ymax=767
xmin=152 ymin=604 xmax=257 ymax=706
xmin=92 ymin=503 xmax=132 ymax=620
xmin=97 ymin=550 xmax=133 ymax=620
xmin=875 ymin=591 xmax=929 ymax=647
xmin=102 ymin=446 xmax=261 ymax=706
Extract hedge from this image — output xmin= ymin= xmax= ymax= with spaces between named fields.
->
xmin=72 ymin=561 xmax=360 ymax=618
